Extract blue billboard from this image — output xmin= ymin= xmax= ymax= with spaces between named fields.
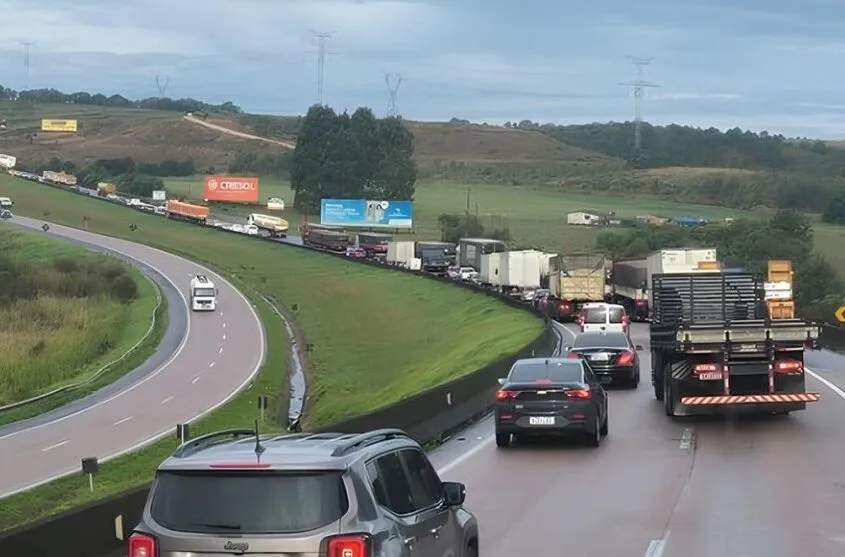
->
xmin=320 ymin=199 xmax=414 ymax=229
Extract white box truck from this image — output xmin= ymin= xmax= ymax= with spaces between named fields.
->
xmin=479 ymin=252 xmax=503 ymax=285
xmin=499 ymin=250 xmax=542 ymax=289
xmin=386 ymin=241 xmax=415 ymax=267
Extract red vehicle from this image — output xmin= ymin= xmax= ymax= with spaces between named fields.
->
xmin=357 ymin=232 xmax=392 ymax=257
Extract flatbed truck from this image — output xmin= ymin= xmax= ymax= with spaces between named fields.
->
xmin=650 ymin=270 xmax=821 ymax=417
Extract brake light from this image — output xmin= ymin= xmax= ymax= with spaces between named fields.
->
xmin=496 ymin=389 xmax=518 ymax=400
xmin=635 ymin=299 xmax=647 ymax=307
xmin=692 ymin=363 xmax=720 ymax=374
xmin=774 ymin=360 xmax=803 ymax=374
xmin=209 ymin=462 xmax=271 ymax=469
xmin=617 ymin=351 xmax=635 ymax=366
xmin=534 ymin=378 xmax=553 ymax=384
xmin=566 ymin=351 xmax=582 ymax=359
xmin=326 ymin=534 xmax=370 ymax=557
xmin=565 ymin=388 xmax=592 ymax=399
xmin=127 ymin=533 xmax=156 ymax=557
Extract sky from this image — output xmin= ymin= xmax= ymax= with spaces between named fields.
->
xmin=2 ymin=0 xmax=845 ymax=138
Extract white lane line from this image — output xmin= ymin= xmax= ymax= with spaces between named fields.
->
xmin=161 ymin=396 xmax=174 ymax=404
xmin=222 ymin=322 xmax=227 ymax=328
xmin=644 ymin=539 xmax=666 ymax=557
xmin=192 ymin=376 xmax=201 ymax=384
xmin=679 ymin=428 xmax=694 ymax=450
xmin=222 ymin=333 xmax=227 ymax=341
xmin=219 ymin=311 xmax=223 ymax=316
xmin=209 ymin=361 xmax=216 ymax=368
xmin=806 ymin=367 xmax=845 ymax=400
xmin=113 ymin=416 xmax=133 ymax=426
xmin=437 ymin=434 xmax=495 ymax=475
xmin=41 ymin=440 xmax=69 ymax=452
xmin=218 ymin=346 xmax=224 ymax=354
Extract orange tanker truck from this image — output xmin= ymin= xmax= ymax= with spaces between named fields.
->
xmin=166 ymin=200 xmax=209 ymax=224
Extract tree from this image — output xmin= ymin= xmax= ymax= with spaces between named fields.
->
xmin=290 ymin=104 xmax=418 ymax=214
xmin=822 ymin=192 xmax=845 ymax=225
xmin=437 ymin=213 xmax=510 ymax=244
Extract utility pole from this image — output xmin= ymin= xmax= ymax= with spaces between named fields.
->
xmin=20 ymin=41 xmax=34 ymax=90
xmin=619 ymin=56 xmax=658 ymax=151
xmin=385 ymin=72 xmax=402 ymax=117
xmin=155 ymin=75 xmax=170 ymax=98
xmin=310 ymin=30 xmax=335 ymax=105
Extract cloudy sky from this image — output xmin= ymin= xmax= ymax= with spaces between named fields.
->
xmin=2 ymin=0 xmax=845 ymax=138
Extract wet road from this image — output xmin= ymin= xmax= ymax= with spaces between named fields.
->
xmin=427 ymin=322 xmax=845 ymax=557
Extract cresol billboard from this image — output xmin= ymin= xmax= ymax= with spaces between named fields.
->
xmin=320 ymin=199 xmax=413 ymax=229
xmin=203 ymin=176 xmax=260 ymax=203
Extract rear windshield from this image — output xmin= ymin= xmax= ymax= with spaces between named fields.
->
xmin=509 ymin=360 xmax=583 ymax=383
xmin=149 ymin=471 xmax=349 ymax=534
xmin=573 ymin=333 xmax=629 ymax=349
xmin=583 ymin=307 xmax=624 ymax=323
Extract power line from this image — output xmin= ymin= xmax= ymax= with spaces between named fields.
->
xmin=155 ymin=75 xmax=170 ymax=98
xmin=385 ymin=72 xmax=403 ymax=116
xmin=310 ymin=30 xmax=335 ymax=105
xmin=619 ymin=56 xmax=658 ymax=150
xmin=19 ymin=41 xmax=34 ymax=90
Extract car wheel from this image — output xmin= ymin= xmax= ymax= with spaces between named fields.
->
xmin=466 ymin=542 xmax=478 ymax=557
xmin=495 ymin=432 xmax=511 ymax=448
xmin=600 ymin=413 xmax=609 ymax=437
xmin=585 ymin=413 xmax=602 ymax=447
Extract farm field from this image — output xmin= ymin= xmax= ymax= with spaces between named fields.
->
xmin=0 ymin=172 xmax=542 ymax=530
xmin=0 ymin=226 xmax=163 ymax=425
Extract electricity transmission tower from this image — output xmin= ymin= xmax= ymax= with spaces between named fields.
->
xmin=619 ymin=56 xmax=658 ymax=150
xmin=20 ymin=41 xmax=34 ymax=90
xmin=385 ymin=73 xmax=403 ymax=116
xmin=155 ymin=75 xmax=170 ymax=97
xmin=310 ymin=30 xmax=335 ymax=105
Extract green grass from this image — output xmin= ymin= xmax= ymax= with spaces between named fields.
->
xmin=164 ymin=176 xmax=845 ymax=277
xmin=0 ymin=174 xmax=542 ymax=531
xmin=0 ymin=228 xmax=162 ymax=422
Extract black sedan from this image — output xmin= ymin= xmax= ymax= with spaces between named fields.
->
xmin=494 ymin=357 xmax=608 ymax=448
xmin=565 ymin=331 xmax=643 ymax=389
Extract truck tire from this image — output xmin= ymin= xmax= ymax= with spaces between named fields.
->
xmin=663 ymin=374 xmax=676 ymax=416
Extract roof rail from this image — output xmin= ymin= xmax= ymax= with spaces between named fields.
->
xmin=330 ymin=428 xmax=415 ymax=457
xmin=172 ymin=428 xmax=255 ymax=458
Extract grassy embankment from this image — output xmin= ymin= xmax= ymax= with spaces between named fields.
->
xmin=164 ymin=176 xmax=845 ymax=278
xmin=0 ymin=174 xmax=542 ymax=531
xmin=0 ymin=227 xmax=164 ymax=427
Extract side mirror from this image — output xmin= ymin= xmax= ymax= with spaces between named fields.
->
xmin=635 ymin=344 xmax=644 ymax=351
xmin=497 ymin=378 xmax=506 ymax=386
xmin=443 ymin=481 xmax=466 ymax=506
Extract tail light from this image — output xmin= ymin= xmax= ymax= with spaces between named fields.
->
xmin=617 ymin=351 xmax=635 ymax=366
xmin=635 ymin=299 xmax=648 ymax=307
xmin=535 ymin=378 xmax=553 ymax=384
xmin=566 ymin=351 xmax=582 ymax=359
xmin=128 ymin=533 xmax=156 ymax=557
xmin=326 ymin=534 xmax=371 ymax=557
xmin=496 ymin=389 xmax=518 ymax=400
xmin=565 ymin=388 xmax=592 ymax=399
xmin=774 ymin=360 xmax=803 ymax=374
xmin=692 ymin=363 xmax=720 ymax=374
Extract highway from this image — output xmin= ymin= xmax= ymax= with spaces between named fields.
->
xmin=0 ymin=216 xmax=266 ymax=498
xmin=427 ymin=321 xmax=845 ymax=557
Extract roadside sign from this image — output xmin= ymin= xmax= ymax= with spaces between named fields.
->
xmin=836 ymin=306 xmax=845 ymax=323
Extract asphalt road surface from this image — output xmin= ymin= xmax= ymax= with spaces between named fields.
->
xmin=0 ymin=216 xmax=266 ymax=498
xmin=426 ymin=322 xmax=845 ymax=557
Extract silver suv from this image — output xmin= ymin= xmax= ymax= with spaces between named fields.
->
xmin=128 ymin=427 xmax=479 ymax=557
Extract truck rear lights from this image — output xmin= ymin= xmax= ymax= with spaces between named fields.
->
xmin=635 ymin=299 xmax=648 ymax=307
xmin=127 ymin=532 xmax=156 ymax=557
xmin=326 ymin=534 xmax=370 ymax=557
xmin=617 ymin=351 xmax=635 ymax=366
xmin=565 ymin=388 xmax=592 ymax=400
xmin=495 ymin=389 xmax=518 ymax=401
xmin=774 ymin=360 xmax=803 ymax=374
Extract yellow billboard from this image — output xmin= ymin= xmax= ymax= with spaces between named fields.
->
xmin=41 ymin=119 xmax=78 ymax=132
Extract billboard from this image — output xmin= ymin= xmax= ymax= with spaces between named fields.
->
xmin=320 ymin=199 xmax=413 ymax=229
xmin=0 ymin=154 xmax=16 ymax=169
xmin=203 ymin=176 xmax=260 ymax=203
xmin=41 ymin=119 xmax=78 ymax=132
xmin=152 ymin=190 xmax=166 ymax=201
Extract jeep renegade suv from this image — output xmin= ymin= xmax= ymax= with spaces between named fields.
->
xmin=128 ymin=427 xmax=479 ymax=557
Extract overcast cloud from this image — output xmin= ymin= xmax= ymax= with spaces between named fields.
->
xmin=1 ymin=0 xmax=844 ymax=138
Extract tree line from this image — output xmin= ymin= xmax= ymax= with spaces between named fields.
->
xmin=595 ymin=211 xmax=841 ymax=321
xmin=290 ymin=105 xmax=417 ymax=215
xmin=40 ymin=156 xmax=193 ymax=197
xmin=0 ymin=84 xmax=241 ymax=115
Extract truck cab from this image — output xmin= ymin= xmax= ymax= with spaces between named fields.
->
xmin=189 ymin=275 xmax=218 ymax=312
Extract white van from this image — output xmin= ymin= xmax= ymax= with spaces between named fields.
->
xmin=577 ymin=303 xmax=629 ymax=335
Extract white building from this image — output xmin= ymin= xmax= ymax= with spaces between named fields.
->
xmin=566 ymin=211 xmax=604 ymax=226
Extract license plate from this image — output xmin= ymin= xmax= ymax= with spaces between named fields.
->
xmin=590 ymin=353 xmax=610 ymax=361
xmin=528 ymin=416 xmax=555 ymax=426
xmin=600 ymin=376 xmax=613 ymax=384
xmin=698 ymin=372 xmax=723 ymax=380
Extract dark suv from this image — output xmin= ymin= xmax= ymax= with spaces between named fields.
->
xmin=128 ymin=427 xmax=479 ymax=557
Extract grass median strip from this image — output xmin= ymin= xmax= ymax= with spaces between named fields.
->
xmin=0 ymin=227 xmax=165 ymax=427
xmin=0 ymin=174 xmax=543 ymax=531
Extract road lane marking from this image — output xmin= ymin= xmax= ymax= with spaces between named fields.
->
xmin=209 ymin=361 xmax=215 ymax=368
xmin=222 ymin=334 xmax=227 ymax=341
xmin=218 ymin=346 xmax=224 ymax=354
xmin=644 ymin=539 xmax=666 ymax=557
xmin=161 ymin=396 xmax=174 ymax=404
xmin=806 ymin=367 xmax=845 ymax=400
xmin=222 ymin=322 xmax=227 ymax=328
xmin=679 ymin=428 xmax=694 ymax=450
xmin=41 ymin=440 xmax=69 ymax=452
xmin=192 ymin=376 xmax=201 ymax=384
xmin=113 ymin=416 xmax=133 ymax=426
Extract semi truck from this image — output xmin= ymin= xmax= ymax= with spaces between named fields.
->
xmin=610 ymin=257 xmax=649 ymax=321
xmin=649 ymin=260 xmax=821 ymax=417
xmin=247 ymin=213 xmax=289 ymax=238
xmin=300 ymin=221 xmax=342 ymax=244
xmin=96 ymin=182 xmax=116 ymax=197
xmin=166 ymin=200 xmax=209 ymax=224
xmin=304 ymin=228 xmax=349 ymax=252
xmin=416 ymin=241 xmax=455 ymax=275
xmin=546 ymin=255 xmax=608 ymax=321
xmin=480 ymin=250 xmax=542 ymax=291
xmin=42 ymin=170 xmax=77 ymax=186
xmin=457 ymin=238 xmax=506 ymax=270
xmin=358 ymin=232 xmax=392 ymax=257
